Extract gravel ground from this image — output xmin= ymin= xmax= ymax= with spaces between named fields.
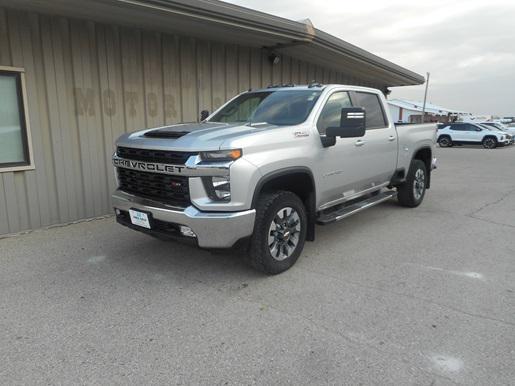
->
xmin=1 ymin=145 xmax=515 ymax=385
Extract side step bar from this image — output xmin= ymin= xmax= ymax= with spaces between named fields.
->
xmin=317 ymin=191 xmax=397 ymax=225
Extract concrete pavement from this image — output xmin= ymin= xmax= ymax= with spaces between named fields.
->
xmin=1 ymin=145 xmax=515 ymax=385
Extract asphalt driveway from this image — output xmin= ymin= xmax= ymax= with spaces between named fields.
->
xmin=1 ymin=145 xmax=515 ymax=385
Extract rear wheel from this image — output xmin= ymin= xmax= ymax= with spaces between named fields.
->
xmin=482 ymin=136 xmax=497 ymax=149
xmin=247 ymin=191 xmax=307 ymax=274
xmin=438 ymin=135 xmax=453 ymax=147
xmin=397 ymin=159 xmax=427 ymax=208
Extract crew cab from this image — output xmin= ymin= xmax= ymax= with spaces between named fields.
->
xmin=112 ymin=84 xmax=437 ymax=274
xmin=437 ymin=122 xmax=511 ymax=148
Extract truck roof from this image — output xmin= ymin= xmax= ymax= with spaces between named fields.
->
xmin=248 ymin=84 xmax=383 ymax=94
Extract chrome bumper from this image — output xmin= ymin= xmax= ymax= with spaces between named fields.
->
xmin=112 ymin=190 xmax=256 ymax=248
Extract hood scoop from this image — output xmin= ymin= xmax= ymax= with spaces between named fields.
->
xmin=144 ymin=129 xmax=190 ymax=139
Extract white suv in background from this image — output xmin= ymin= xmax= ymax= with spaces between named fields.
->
xmin=437 ymin=122 xmax=511 ymax=149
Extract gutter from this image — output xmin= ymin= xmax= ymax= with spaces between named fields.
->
xmin=311 ymin=30 xmax=424 ymax=84
xmin=115 ymin=0 xmax=314 ymax=43
xmin=113 ymin=0 xmax=424 ymax=85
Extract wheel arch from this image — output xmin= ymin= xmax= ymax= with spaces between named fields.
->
xmin=412 ymin=146 xmax=433 ymax=189
xmin=252 ymin=167 xmax=316 ymax=241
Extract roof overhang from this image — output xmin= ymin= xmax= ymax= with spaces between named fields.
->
xmin=0 ymin=0 xmax=425 ymax=87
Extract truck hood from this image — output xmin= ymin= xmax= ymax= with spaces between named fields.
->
xmin=115 ymin=121 xmax=278 ymax=151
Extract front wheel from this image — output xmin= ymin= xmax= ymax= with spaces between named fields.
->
xmin=247 ymin=191 xmax=307 ymax=274
xmin=397 ymin=159 xmax=427 ymax=208
xmin=482 ymin=137 xmax=497 ymax=149
xmin=438 ymin=135 xmax=453 ymax=147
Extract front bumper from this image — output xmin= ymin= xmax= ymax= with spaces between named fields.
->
xmin=112 ymin=190 xmax=256 ymax=248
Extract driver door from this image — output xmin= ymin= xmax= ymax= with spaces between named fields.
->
xmin=315 ymin=91 xmax=370 ymax=207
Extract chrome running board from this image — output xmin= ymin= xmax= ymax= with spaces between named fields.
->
xmin=317 ymin=191 xmax=397 ymax=224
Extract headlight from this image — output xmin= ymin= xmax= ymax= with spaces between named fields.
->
xmin=501 ymin=136 xmax=505 ymax=140
xmin=200 ymin=149 xmax=242 ymax=162
xmin=203 ymin=176 xmax=231 ymax=201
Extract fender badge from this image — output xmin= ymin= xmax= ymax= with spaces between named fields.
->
xmin=294 ymin=131 xmax=309 ymax=138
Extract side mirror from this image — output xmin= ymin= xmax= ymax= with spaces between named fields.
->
xmin=200 ymin=110 xmax=210 ymax=121
xmin=476 ymin=128 xmax=482 ymax=131
xmin=326 ymin=107 xmax=366 ymax=138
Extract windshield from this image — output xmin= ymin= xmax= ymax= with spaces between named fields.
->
xmin=483 ymin=123 xmax=504 ymax=131
xmin=484 ymin=123 xmax=506 ymax=131
xmin=209 ymin=90 xmax=322 ymax=126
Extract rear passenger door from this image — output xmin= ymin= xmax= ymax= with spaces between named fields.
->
xmin=350 ymin=91 xmax=397 ymax=187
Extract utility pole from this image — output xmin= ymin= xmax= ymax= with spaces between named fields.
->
xmin=421 ymin=72 xmax=430 ymax=123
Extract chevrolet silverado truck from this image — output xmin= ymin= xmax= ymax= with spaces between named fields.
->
xmin=112 ymin=84 xmax=437 ymax=274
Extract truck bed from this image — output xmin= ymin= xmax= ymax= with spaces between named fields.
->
xmin=395 ymin=123 xmax=437 ymax=171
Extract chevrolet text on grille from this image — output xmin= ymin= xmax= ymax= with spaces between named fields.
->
xmin=112 ymin=154 xmax=230 ymax=177
xmin=113 ymin=157 xmax=185 ymax=173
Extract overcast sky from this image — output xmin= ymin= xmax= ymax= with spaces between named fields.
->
xmin=227 ymin=0 xmax=515 ymax=116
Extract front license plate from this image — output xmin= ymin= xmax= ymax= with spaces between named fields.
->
xmin=129 ymin=209 xmax=151 ymax=229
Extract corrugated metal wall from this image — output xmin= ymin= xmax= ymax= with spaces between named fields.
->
xmin=0 ymin=7 xmax=381 ymax=236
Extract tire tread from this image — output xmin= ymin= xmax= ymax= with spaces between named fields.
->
xmin=397 ymin=159 xmax=427 ymax=208
xmin=247 ymin=191 xmax=306 ymax=274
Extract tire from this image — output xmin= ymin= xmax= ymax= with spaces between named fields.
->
xmin=397 ymin=159 xmax=427 ymax=208
xmin=482 ymin=136 xmax=497 ymax=149
xmin=247 ymin=191 xmax=307 ymax=274
xmin=438 ymin=135 xmax=453 ymax=147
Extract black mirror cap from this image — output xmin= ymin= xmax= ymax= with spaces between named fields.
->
xmin=326 ymin=125 xmax=366 ymax=138
xmin=200 ymin=110 xmax=210 ymax=121
xmin=326 ymin=107 xmax=366 ymax=138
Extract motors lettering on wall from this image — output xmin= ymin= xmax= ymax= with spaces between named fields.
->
xmin=74 ymin=88 xmax=178 ymax=119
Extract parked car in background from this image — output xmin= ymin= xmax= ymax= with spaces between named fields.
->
xmin=437 ymin=122 xmax=511 ymax=149
xmin=480 ymin=122 xmax=515 ymax=142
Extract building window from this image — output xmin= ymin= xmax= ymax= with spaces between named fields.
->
xmin=0 ymin=67 xmax=34 ymax=172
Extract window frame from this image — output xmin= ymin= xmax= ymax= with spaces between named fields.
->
xmin=315 ymin=90 xmax=353 ymax=135
xmin=449 ymin=124 xmax=464 ymax=131
xmin=0 ymin=66 xmax=34 ymax=172
xmin=349 ymin=91 xmax=388 ymax=130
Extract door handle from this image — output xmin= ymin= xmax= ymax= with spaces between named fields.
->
xmin=388 ymin=135 xmax=396 ymax=142
xmin=355 ymin=139 xmax=366 ymax=147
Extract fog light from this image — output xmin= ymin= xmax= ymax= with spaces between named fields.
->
xmin=202 ymin=176 xmax=231 ymax=201
xmin=115 ymin=208 xmax=121 ymax=215
xmin=180 ymin=226 xmax=196 ymax=238
xmin=211 ymin=176 xmax=231 ymax=200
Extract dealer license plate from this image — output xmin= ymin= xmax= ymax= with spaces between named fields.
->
xmin=129 ymin=209 xmax=151 ymax=229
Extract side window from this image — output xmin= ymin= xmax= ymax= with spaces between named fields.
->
xmin=316 ymin=91 xmax=352 ymax=135
xmin=353 ymin=92 xmax=387 ymax=129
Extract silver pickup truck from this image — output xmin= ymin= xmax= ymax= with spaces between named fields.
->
xmin=112 ymin=84 xmax=437 ymax=274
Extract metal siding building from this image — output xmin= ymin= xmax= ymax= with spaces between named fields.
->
xmin=0 ymin=0 xmax=423 ymax=236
